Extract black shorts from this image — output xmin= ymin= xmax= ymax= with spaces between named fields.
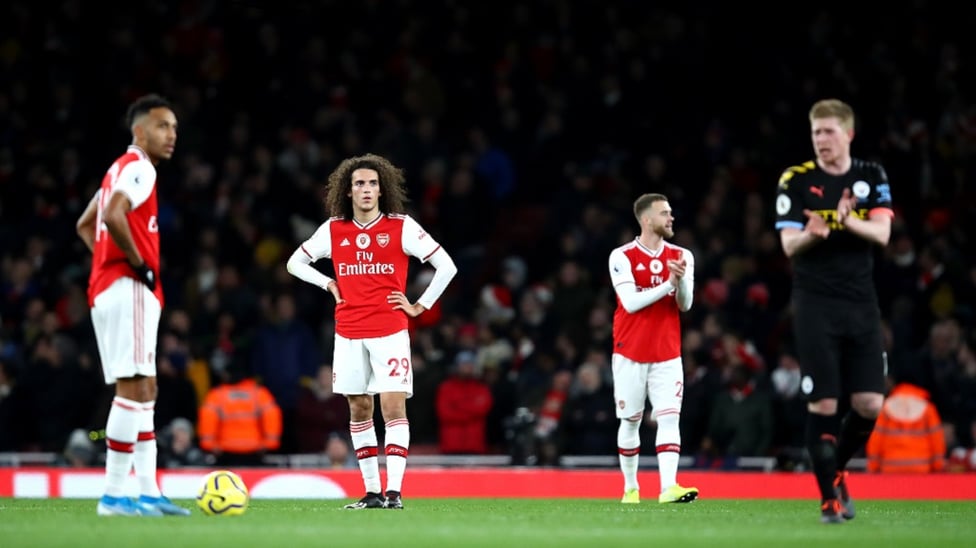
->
xmin=792 ymin=293 xmax=886 ymax=401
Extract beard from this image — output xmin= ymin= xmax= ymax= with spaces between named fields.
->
xmin=654 ymin=225 xmax=674 ymax=238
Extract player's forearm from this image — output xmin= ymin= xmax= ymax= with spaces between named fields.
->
xmin=76 ymin=196 xmax=98 ymax=252
xmin=76 ymin=222 xmax=96 ymax=253
xmin=675 ymin=276 xmax=693 ymax=312
xmin=416 ymin=249 xmax=458 ymax=310
xmin=285 ymin=249 xmax=334 ymax=289
xmin=841 ymin=215 xmax=891 ymax=246
xmin=103 ymin=213 xmax=143 ymax=265
xmin=616 ymin=282 xmax=673 ymax=313
xmin=779 ymin=228 xmax=820 ymax=258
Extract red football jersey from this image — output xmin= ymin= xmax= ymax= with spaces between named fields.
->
xmin=609 ymin=239 xmax=689 ymax=363
xmin=301 ymin=213 xmax=441 ymax=338
xmin=87 ymin=146 xmax=162 ymax=306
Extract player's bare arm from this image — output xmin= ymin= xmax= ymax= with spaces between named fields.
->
xmin=76 ymin=194 xmax=99 ymax=253
xmin=102 ymin=191 xmax=145 ymax=267
xmin=388 ymin=291 xmax=425 ymax=317
xmin=780 ymin=211 xmax=829 ymax=258
xmin=841 ymin=210 xmax=892 ymax=247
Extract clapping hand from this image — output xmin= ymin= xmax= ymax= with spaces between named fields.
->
xmin=667 ymin=259 xmax=687 ymax=288
xmin=802 ymin=209 xmax=830 ymax=239
xmin=836 ymin=188 xmax=858 ymax=223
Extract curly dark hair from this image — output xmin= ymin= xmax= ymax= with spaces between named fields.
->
xmin=323 ymin=153 xmax=409 ymax=218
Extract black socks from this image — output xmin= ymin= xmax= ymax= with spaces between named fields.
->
xmin=806 ymin=412 xmax=841 ymax=501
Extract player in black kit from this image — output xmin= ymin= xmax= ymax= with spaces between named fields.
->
xmin=774 ymin=99 xmax=894 ymax=524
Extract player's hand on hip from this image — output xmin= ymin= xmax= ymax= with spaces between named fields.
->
xmin=388 ymin=291 xmax=425 ymax=317
xmin=802 ymin=209 xmax=830 ymax=239
xmin=326 ymin=280 xmax=345 ymax=304
xmin=130 ymin=261 xmax=157 ymax=290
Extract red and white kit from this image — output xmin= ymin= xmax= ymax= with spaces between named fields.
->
xmin=609 ymin=239 xmax=693 ymax=418
xmin=298 ymin=213 xmax=441 ymax=396
xmin=88 ymin=145 xmax=162 ymax=384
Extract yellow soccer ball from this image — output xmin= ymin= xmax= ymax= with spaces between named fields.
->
xmin=196 ymin=470 xmax=249 ymax=516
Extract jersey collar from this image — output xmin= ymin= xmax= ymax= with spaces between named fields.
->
xmin=127 ymin=145 xmax=149 ymax=160
xmin=353 ymin=212 xmax=384 ymax=230
xmin=635 ymin=238 xmax=665 ymax=258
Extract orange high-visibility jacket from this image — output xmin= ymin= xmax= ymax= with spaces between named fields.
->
xmin=866 ymin=383 xmax=946 ymax=473
xmin=198 ymin=379 xmax=282 ymax=454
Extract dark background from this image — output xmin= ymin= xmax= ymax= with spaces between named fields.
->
xmin=1 ymin=1 xmax=974 ymax=465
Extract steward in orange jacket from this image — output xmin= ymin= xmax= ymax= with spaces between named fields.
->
xmin=198 ymin=367 xmax=283 ymax=466
xmin=866 ymin=382 xmax=946 ymax=473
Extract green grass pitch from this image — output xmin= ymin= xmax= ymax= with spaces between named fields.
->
xmin=1 ymin=498 xmax=973 ymax=547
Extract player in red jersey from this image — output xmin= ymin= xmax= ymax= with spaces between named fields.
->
xmin=287 ymin=153 xmax=457 ymax=510
xmin=608 ymin=193 xmax=699 ymax=505
xmin=76 ymin=94 xmax=189 ymax=517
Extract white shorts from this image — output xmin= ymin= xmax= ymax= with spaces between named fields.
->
xmin=91 ymin=277 xmax=161 ymax=384
xmin=333 ymin=329 xmax=413 ymax=397
xmin=611 ymin=354 xmax=683 ymax=419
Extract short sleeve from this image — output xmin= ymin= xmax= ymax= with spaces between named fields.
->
xmin=401 ymin=215 xmax=441 ymax=262
xmin=301 ymin=220 xmax=334 ymax=260
xmin=854 ymin=164 xmax=893 ymax=211
xmin=608 ymin=248 xmax=634 ymax=288
xmin=114 ymin=159 xmax=156 ymax=209
xmin=774 ymin=169 xmax=805 ymax=231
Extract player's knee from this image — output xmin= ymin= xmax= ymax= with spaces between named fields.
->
xmin=807 ymin=398 xmax=838 ymax=415
xmin=851 ymin=393 xmax=883 ymax=419
xmin=346 ymin=394 xmax=373 ymax=420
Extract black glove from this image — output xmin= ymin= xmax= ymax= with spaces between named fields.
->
xmin=131 ymin=262 xmax=156 ymax=290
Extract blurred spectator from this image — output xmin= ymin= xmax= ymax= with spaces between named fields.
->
xmin=404 ymin=351 xmax=443 ymax=447
xmin=435 ymin=350 xmax=493 ymax=454
xmin=548 ymin=259 xmax=595 ymax=348
xmin=769 ymin=353 xmax=807 ymax=460
xmin=154 ymin=334 xmax=200 ymax=434
xmin=948 ymin=342 xmax=976 ymax=449
xmin=0 ymin=358 xmax=29 ymax=450
xmin=159 ymin=417 xmax=210 ymax=469
xmin=866 ymin=379 xmax=946 ymax=473
xmin=948 ymin=447 xmax=976 ymax=472
xmin=18 ymin=334 xmax=99 ymax=451
xmin=324 ymin=432 xmax=356 ymax=469
xmin=1 ymin=1 xmax=975 ymax=467
xmin=559 ymin=362 xmax=615 ymax=456
xmin=677 ymin=330 xmax=722 ymax=457
xmin=295 ymin=364 xmax=349 ymax=453
xmin=909 ymin=318 xmax=964 ymax=441
xmin=198 ymin=360 xmax=282 ymax=466
xmin=58 ymin=428 xmax=97 ymax=467
xmin=532 ymin=368 xmax=573 ymax=466
xmin=250 ymin=292 xmax=321 ymax=454
xmin=701 ymin=365 xmax=773 ymax=467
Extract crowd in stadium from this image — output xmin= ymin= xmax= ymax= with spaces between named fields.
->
xmin=1 ymin=1 xmax=974 ymax=471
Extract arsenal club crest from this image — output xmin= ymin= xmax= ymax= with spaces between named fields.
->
xmin=356 ymin=233 xmax=371 ymax=249
xmin=377 ymin=233 xmax=390 ymax=247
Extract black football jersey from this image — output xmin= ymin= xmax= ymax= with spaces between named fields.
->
xmin=774 ymin=158 xmax=894 ymax=301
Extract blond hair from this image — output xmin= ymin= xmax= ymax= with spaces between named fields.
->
xmin=809 ymin=99 xmax=855 ymax=132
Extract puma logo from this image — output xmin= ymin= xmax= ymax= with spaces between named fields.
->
xmin=809 ymin=186 xmax=824 ymax=198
